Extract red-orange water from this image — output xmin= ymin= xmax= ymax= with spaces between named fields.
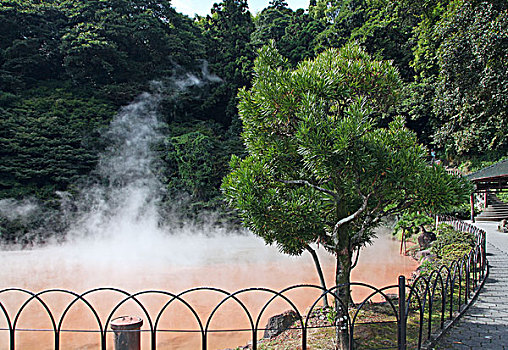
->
xmin=0 ymin=231 xmax=417 ymax=349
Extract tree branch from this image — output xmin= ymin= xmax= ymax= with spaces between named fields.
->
xmin=350 ymin=248 xmax=361 ymax=269
xmin=305 ymin=244 xmax=329 ymax=307
xmin=380 ymin=199 xmax=413 ymax=217
xmin=333 ymin=193 xmax=371 ymax=236
xmin=350 ymin=212 xmax=377 ymax=246
xmin=278 ymin=179 xmax=340 ymax=202
xmin=352 ymin=195 xmax=385 ymax=242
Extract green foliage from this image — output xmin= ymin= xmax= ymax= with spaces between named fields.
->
xmin=431 ymin=223 xmax=475 ymax=262
xmin=251 ymin=5 xmax=292 ymax=49
xmin=411 ymin=0 xmax=508 ymax=154
xmin=415 ymin=223 xmax=476 ymax=279
xmin=417 ymin=259 xmax=440 ymax=278
xmin=497 ymin=192 xmax=508 ymax=204
xmin=432 ymin=1 xmax=508 ymax=154
xmin=311 ymin=0 xmax=368 ymax=51
xmin=164 ymin=126 xmax=224 ymax=201
xmin=0 ymin=85 xmax=116 ymax=199
xmin=167 ymin=132 xmax=217 ymax=197
xmin=348 ymin=1 xmax=419 ymax=82
xmin=223 ymin=43 xmax=470 ymax=347
xmin=199 ymin=0 xmax=255 ymax=126
xmin=326 ymin=307 xmax=337 ymax=325
xmin=394 ymin=212 xmax=433 ymax=239
xmin=58 ymin=0 xmax=205 ymax=84
xmin=278 ymin=9 xmax=325 ymax=65
xmin=157 ymin=120 xmax=242 ymax=219
xmin=0 ymin=1 xmax=66 ymax=90
xmin=252 ymin=5 xmax=324 ymax=67
xmin=0 ymin=0 xmax=218 ymax=241
xmin=0 ymin=0 xmax=206 ymax=88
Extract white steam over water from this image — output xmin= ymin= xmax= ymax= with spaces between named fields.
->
xmin=68 ymin=89 xmax=164 ymax=241
xmin=53 ymin=76 xmax=280 ymax=271
xmin=0 ymin=198 xmax=38 ymax=221
xmin=10 ymin=71 xmax=295 ymax=272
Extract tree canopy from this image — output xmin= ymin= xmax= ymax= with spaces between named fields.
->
xmin=409 ymin=0 xmax=507 ymax=154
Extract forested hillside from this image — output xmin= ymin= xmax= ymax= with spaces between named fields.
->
xmin=0 ymin=0 xmax=506 ymax=243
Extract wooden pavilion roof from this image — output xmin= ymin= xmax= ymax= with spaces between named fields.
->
xmin=466 ymin=159 xmax=508 ymax=192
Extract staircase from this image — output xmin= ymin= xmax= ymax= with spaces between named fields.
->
xmin=476 ymin=194 xmax=508 ymax=222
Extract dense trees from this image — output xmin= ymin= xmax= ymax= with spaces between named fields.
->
xmin=251 ymin=1 xmax=292 ymax=49
xmin=200 ymin=0 xmax=255 ymax=126
xmin=425 ymin=1 xmax=507 ymax=154
xmin=0 ymin=89 xmax=115 ymax=199
xmin=407 ymin=0 xmax=507 ymax=154
xmin=0 ymin=0 xmax=505 ymax=242
xmin=0 ymin=0 xmax=219 ymax=241
xmin=59 ymin=0 xmax=205 ymax=84
xmin=0 ymin=0 xmax=207 ymax=199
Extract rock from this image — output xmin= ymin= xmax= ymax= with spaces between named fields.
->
xmin=415 ymin=249 xmax=432 ymax=260
xmin=384 ymin=293 xmax=398 ymax=302
xmin=263 ymin=310 xmax=299 ymax=339
xmin=417 ymin=230 xmax=436 ymax=249
xmin=498 ymin=219 xmax=508 ymax=233
xmin=422 ymin=254 xmax=436 ymax=263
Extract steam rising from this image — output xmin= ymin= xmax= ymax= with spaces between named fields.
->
xmin=0 ymin=199 xmax=38 ymax=221
xmin=57 ymin=67 xmax=254 ymax=268
xmin=0 ymin=63 xmax=251 ymax=268
xmin=69 ymin=90 xmax=163 ymax=239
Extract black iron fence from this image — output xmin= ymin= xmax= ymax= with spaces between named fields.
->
xmin=0 ymin=217 xmax=487 ymax=349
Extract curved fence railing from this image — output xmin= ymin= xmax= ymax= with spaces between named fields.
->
xmin=0 ymin=217 xmax=487 ymax=349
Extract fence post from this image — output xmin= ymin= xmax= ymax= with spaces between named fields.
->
xmin=111 ymin=316 xmax=143 ymax=350
xmin=398 ymin=276 xmax=406 ymax=350
xmin=482 ymin=231 xmax=487 ymax=273
xmin=470 ymin=194 xmax=475 ymax=223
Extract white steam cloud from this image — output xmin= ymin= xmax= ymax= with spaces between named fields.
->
xmin=68 ymin=90 xmax=163 ymax=239
xmin=0 ymin=198 xmax=39 ymax=221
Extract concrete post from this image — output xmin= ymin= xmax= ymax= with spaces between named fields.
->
xmin=111 ymin=316 xmax=143 ymax=350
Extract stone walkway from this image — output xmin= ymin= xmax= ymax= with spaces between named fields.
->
xmin=436 ymin=221 xmax=508 ymax=349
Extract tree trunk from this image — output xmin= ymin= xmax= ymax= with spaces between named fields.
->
xmin=306 ymin=245 xmax=329 ymax=308
xmin=335 ymin=250 xmax=352 ymax=350
xmin=400 ymin=228 xmax=405 ymax=255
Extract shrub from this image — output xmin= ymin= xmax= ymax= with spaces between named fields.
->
xmin=431 ymin=224 xmax=475 ymax=262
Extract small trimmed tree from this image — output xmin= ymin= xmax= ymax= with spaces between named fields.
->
xmin=221 ymin=42 xmax=470 ymax=349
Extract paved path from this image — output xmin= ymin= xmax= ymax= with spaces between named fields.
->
xmin=436 ymin=221 xmax=508 ymax=349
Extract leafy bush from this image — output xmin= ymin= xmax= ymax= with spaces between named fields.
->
xmin=497 ymin=192 xmax=508 ymax=204
xmin=457 ymin=154 xmax=508 ymax=174
xmin=414 ymin=223 xmax=476 ymax=279
xmin=416 ymin=259 xmax=440 ymax=279
xmin=394 ymin=212 xmax=433 ymax=240
xmin=431 ymin=224 xmax=475 ymax=263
